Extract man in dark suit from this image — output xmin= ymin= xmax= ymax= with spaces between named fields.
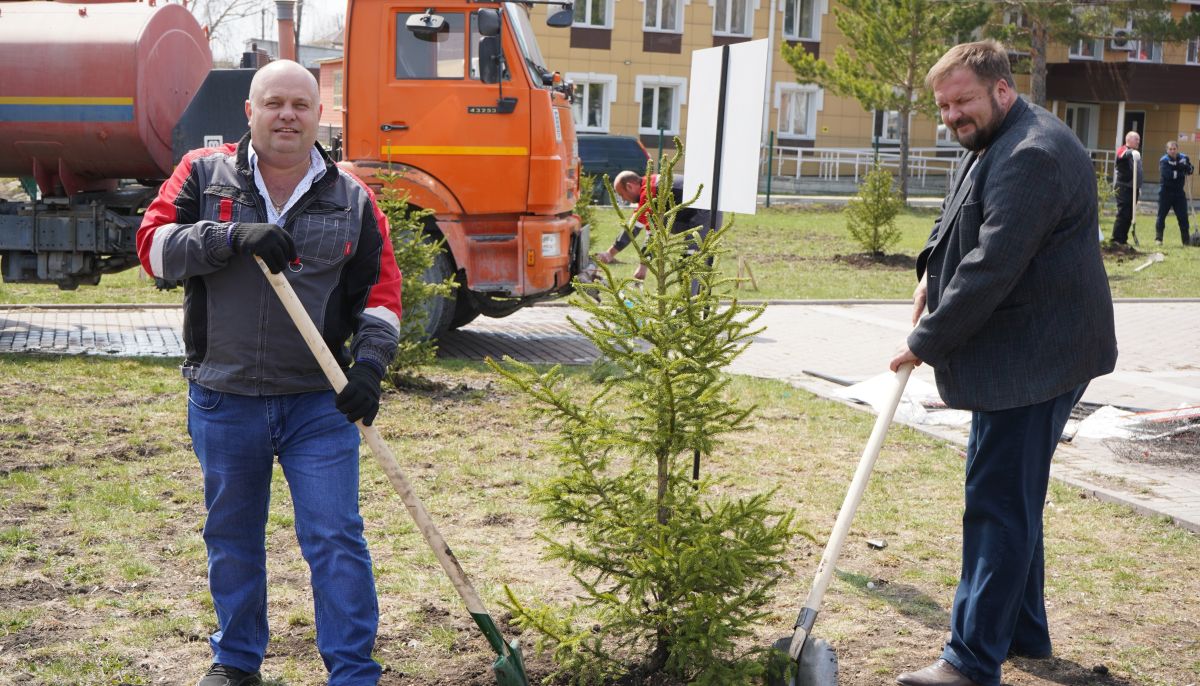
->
xmin=889 ymin=40 xmax=1118 ymax=686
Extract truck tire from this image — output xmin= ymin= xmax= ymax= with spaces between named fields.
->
xmin=422 ymin=249 xmax=456 ymax=339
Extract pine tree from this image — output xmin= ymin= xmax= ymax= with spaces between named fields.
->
xmin=845 ymin=163 xmax=904 ymax=257
xmin=374 ymin=171 xmax=457 ymax=378
xmin=491 ymin=146 xmax=798 ymax=685
xmin=782 ymin=0 xmax=987 ymax=200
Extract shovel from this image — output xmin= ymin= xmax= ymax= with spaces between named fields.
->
xmin=256 ymin=258 xmax=530 ymax=686
xmin=1133 ymin=252 xmax=1164 ymax=272
xmin=1130 ymin=150 xmax=1141 ymax=246
xmin=768 ymin=363 xmax=914 ymax=686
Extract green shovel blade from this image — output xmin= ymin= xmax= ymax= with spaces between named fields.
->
xmin=492 ymin=638 xmax=529 ymax=686
xmin=472 ymin=612 xmax=530 ymax=686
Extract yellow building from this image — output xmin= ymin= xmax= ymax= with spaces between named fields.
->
xmin=531 ymin=0 xmax=1200 ymax=186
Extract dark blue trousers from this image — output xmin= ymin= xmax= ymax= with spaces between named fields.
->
xmin=940 ymin=384 xmax=1086 ymax=686
xmin=1155 ymin=190 xmax=1191 ymax=245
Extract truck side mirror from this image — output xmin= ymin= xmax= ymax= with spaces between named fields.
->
xmin=547 ymin=6 xmax=574 ymax=28
xmin=478 ymin=35 xmax=502 ymax=84
xmin=406 ymin=9 xmax=448 ymax=37
xmin=477 ymin=8 xmax=502 ymax=37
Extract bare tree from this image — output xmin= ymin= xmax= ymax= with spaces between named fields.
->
xmin=188 ymin=0 xmax=271 ymax=60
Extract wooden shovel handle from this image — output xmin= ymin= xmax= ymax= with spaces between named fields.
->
xmin=789 ymin=363 xmax=914 ymax=658
xmin=255 ymin=258 xmax=493 ymax=620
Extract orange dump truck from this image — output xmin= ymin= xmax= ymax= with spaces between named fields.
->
xmin=0 ymin=0 xmax=584 ymax=336
xmin=341 ymin=0 xmax=586 ymax=334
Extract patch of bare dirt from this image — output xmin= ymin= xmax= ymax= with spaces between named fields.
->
xmin=833 ymin=253 xmax=918 ymax=270
xmin=1100 ymin=243 xmax=1144 ymax=262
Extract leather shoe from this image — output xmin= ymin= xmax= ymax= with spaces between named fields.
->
xmin=896 ymin=659 xmax=980 ymax=686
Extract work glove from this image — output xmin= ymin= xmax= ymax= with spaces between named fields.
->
xmin=335 ymin=361 xmax=385 ymax=426
xmin=230 ymin=222 xmax=296 ymax=274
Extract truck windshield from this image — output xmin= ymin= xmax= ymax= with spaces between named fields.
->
xmin=504 ymin=3 xmax=551 ymax=87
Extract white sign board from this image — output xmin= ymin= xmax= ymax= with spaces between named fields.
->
xmin=683 ymin=39 xmax=769 ymax=216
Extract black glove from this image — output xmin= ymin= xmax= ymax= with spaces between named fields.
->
xmin=335 ymin=362 xmax=385 ymax=425
xmin=230 ymin=222 xmax=296 ymax=274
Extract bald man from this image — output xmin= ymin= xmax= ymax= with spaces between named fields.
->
xmin=138 ymin=60 xmax=402 ymax=686
xmin=1111 ymin=130 xmax=1142 ymax=246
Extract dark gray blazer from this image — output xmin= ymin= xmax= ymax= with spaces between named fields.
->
xmin=908 ymin=97 xmax=1118 ymax=412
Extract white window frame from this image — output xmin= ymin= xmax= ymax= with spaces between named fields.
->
xmin=773 ymin=83 xmax=822 ymax=139
xmin=1068 ymin=37 xmax=1104 ymax=60
xmin=1127 ymin=17 xmax=1164 ymax=63
xmin=711 ymin=0 xmax=756 ymax=37
xmin=566 ymin=73 xmax=617 ymax=133
xmin=1064 ymin=102 xmax=1100 ymax=150
xmin=781 ymin=0 xmax=825 ymax=41
xmin=635 ymin=75 xmax=687 ymax=136
xmin=332 ymin=69 xmax=344 ymax=109
xmin=572 ymin=0 xmax=614 ymax=29
xmin=642 ymin=0 xmax=684 ymax=33
xmin=873 ymin=109 xmax=908 ymax=144
xmin=1188 ymin=37 xmax=1200 ymax=65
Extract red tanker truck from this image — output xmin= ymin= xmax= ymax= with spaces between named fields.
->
xmin=0 ymin=0 xmax=584 ymax=336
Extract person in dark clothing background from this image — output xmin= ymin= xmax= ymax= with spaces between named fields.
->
xmin=1111 ymin=131 xmax=1142 ymax=246
xmin=1155 ymin=140 xmax=1193 ymax=246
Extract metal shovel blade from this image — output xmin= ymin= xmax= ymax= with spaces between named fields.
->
xmin=766 ymin=636 xmax=839 ymax=686
xmin=492 ymin=639 xmax=529 ymax=686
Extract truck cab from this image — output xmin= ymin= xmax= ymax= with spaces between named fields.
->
xmin=342 ymin=0 xmax=585 ymax=334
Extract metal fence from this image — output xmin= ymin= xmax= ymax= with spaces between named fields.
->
xmin=759 ymin=143 xmax=1121 ymax=192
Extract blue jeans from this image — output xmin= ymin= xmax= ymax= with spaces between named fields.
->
xmin=188 ymin=383 xmax=381 ymax=685
xmin=941 ymin=384 xmax=1086 ymax=686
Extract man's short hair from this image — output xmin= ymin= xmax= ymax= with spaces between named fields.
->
xmin=926 ymin=40 xmax=1016 ymax=91
xmin=613 ymin=170 xmax=641 ymax=190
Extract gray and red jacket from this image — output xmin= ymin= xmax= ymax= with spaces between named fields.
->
xmin=136 ymin=134 xmax=403 ymax=396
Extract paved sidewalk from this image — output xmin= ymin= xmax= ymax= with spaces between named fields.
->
xmin=2 ymin=301 xmax=1198 ymax=532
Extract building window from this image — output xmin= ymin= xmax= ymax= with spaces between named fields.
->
xmin=332 ymin=69 xmax=343 ymax=109
xmin=573 ymin=0 xmax=611 ymax=28
xmin=1069 ymin=37 xmax=1103 ymax=60
xmin=774 ymin=83 xmax=821 ymax=139
xmin=1189 ymin=37 xmax=1200 ymax=65
xmin=1128 ymin=17 xmax=1163 ymax=63
xmin=645 ymin=0 xmax=682 ymax=32
xmin=635 ymin=75 xmax=687 ymax=136
xmin=873 ymin=109 xmax=904 ymax=143
xmin=782 ymin=0 xmax=819 ymax=40
xmin=713 ymin=0 xmax=751 ymax=36
xmin=567 ymin=73 xmax=617 ymax=132
xmin=1065 ymin=103 xmax=1099 ymax=150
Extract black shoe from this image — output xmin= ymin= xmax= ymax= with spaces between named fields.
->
xmin=197 ymin=663 xmax=262 ymax=686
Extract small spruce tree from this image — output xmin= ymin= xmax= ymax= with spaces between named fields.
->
xmin=374 ymin=171 xmax=457 ymax=378
xmin=845 ymin=163 xmax=904 ymax=257
xmin=490 ymin=145 xmax=797 ymax=685
xmin=575 ymin=170 xmax=599 ymax=253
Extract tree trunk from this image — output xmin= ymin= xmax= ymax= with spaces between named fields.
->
xmin=898 ymin=103 xmax=911 ymax=202
xmin=1030 ymin=17 xmax=1048 ymax=108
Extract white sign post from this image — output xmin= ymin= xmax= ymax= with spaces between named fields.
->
xmin=683 ymin=39 xmax=770 ymax=218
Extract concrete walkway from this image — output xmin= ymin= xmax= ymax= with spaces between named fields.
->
xmin=2 ymin=300 xmax=1198 ymax=532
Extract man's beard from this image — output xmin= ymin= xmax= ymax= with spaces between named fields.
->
xmin=951 ymin=94 xmax=1005 ymax=152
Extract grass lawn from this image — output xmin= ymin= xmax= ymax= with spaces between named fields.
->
xmin=1 ymin=356 xmax=1198 ymax=685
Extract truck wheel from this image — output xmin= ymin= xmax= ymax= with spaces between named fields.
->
xmin=449 ymin=285 xmax=481 ymax=329
xmin=422 ymin=249 xmax=456 ymax=339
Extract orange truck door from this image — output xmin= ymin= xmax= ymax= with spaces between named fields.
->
xmin=377 ymin=5 xmax=531 ymax=216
